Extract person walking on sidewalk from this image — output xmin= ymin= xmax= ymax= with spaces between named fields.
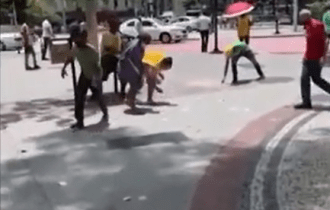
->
xmin=294 ymin=9 xmax=330 ymax=109
xmin=61 ymin=29 xmax=108 ymax=130
xmin=20 ymin=23 xmax=40 ymax=70
xmin=237 ymin=14 xmax=253 ymax=45
xmin=197 ymin=14 xmax=211 ymax=53
xmin=223 ymin=40 xmax=265 ymax=85
xmin=41 ymin=19 xmax=54 ymax=60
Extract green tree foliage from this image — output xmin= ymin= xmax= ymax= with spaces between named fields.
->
xmin=308 ymin=0 xmax=330 ymax=20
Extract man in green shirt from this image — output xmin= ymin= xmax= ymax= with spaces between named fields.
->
xmin=61 ymin=29 xmax=108 ymax=130
xmin=323 ymin=8 xmax=330 ymax=57
xmin=222 ymin=40 xmax=265 ymax=84
xmin=323 ymin=8 xmax=330 ymax=37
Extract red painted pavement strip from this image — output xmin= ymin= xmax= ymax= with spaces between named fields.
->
xmin=189 ymin=106 xmax=306 ymax=210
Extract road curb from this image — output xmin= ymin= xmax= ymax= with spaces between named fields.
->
xmin=251 ymin=34 xmax=305 ymax=39
xmin=189 ymin=106 xmax=307 ymax=210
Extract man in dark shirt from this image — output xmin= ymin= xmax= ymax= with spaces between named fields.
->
xmin=294 ymin=9 xmax=330 ymax=109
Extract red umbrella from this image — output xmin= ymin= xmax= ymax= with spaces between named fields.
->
xmin=222 ymin=2 xmax=255 ymax=18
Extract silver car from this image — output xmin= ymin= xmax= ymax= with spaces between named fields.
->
xmin=0 ymin=33 xmax=23 ymax=53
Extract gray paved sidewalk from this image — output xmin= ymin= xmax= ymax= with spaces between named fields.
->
xmin=277 ymin=112 xmax=330 ymax=210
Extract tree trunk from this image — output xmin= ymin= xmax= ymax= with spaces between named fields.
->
xmin=85 ymin=0 xmax=98 ymax=49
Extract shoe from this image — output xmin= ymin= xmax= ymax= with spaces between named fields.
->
xmin=42 ymin=58 xmax=49 ymax=61
xmin=294 ymin=103 xmax=312 ymax=109
xmin=147 ymin=100 xmax=158 ymax=105
xmin=70 ymin=123 xmax=84 ymax=130
xmin=256 ymin=75 xmax=265 ymax=81
xmin=34 ymin=65 xmax=41 ymax=69
xmin=231 ymin=80 xmax=238 ymax=85
xmin=26 ymin=66 xmax=33 ymax=70
xmin=101 ymin=114 xmax=109 ymax=122
xmin=155 ymin=87 xmax=163 ymax=93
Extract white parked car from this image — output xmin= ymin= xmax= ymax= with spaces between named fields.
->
xmin=0 ymin=33 xmax=23 ymax=53
xmin=120 ymin=18 xmax=187 ymax=44
xmin=168 ymin=16 xmax=199 ymax=32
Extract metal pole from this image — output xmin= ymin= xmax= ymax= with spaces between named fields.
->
xmin=12 ymin=1 xmax=18 ymax=26
xmin=62 ymin=0 xmax=67 ymax=32
xmin=68 ymin=39 xmax=77 ymax=100
xmin=211 ymin=0 xmax=223 ymax=54
xmin=275 ymin=0 xmax=280 ymax=34
xmin=293 ymin=0 xmax=298 ymax=32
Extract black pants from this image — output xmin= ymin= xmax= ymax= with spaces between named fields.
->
xmin=24 ymin=46 xmax=37 ymax=68
xmin=232 ymin=49 xmax=264 ymax=82
xmin=75 ymin=73 xmax=108 ymax=125
xmin=101 ymin=54 xmax=119 ymax=81
xmin=200 ymin=30 xmax=209 ymax=52
xmin=300 ymin=60 xmax=330 ymax=105
xmin=239 ymin=36 xmax=250 ymax=45
xmin=42 ymin=37 xmax=51 ymax=60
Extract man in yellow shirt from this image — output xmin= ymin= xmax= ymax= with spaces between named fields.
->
xmin=237 ymin=14 xmax=253 ymax=45
xmin=142 ymin=50 xmax=172 ymax=104
xmin=100 ymin=20 xmax=122 ymax=81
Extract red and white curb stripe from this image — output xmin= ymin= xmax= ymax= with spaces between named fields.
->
xmin=249 ymin=111 xmax=317 ymax=210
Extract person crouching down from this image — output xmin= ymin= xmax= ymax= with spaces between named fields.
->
xmin=223 ymin=40 xmax=265 ymax=85
xmin=142 ymin=50 xmax=173 ymax=104
xmin=61 ymin=29 xmax=108 ymax=130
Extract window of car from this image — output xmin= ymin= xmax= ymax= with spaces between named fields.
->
xmin=179 ymin=18 xmax=188 ymax=22
xmin=127 ymin=21 xmax=135 ymax=27
xmin=171 ymin=19 xmax=179 ymax=23
xmin=142 ymin=21 xmax=153 ymax=27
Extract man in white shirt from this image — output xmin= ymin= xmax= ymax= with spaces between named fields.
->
xmin=41 ymin=19 xmax=54 ymax=60
xmin=21 ymin=23 xmax=40 ymax=70
xmin=198 ymin=14 xmax=211 ymax=52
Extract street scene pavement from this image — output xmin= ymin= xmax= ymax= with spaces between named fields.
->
xmin=1 ymin=27 xmax=330 ymax=210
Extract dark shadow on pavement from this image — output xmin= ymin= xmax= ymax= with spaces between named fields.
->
xmin=1 ymin=127 xmax=219 ymax=210
xmin=124 ymin=107 xmax=160 ymax=115
xmin=237 ymin=63 xmax=265 ymax=69
xmin=312 ymin=105 xmax=330 ymax=112
xmin=136 ymin=101 xmax=178 ymax=107
xmin=258 ymin=76 xmax=294 ymax=84
xmin=0 ymin=93 xmax=123 ymax=130
xmin=84 ymin=118 xmax=110 ymax=133
xmin=106 ymin=132 xmax=190 ymax=150
xmin=231 ymin=80 xmax=253 ymax=86
xmin=312 ymin=94 xmax=330 ymax=103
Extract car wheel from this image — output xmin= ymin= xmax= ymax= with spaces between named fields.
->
xmin=160 ymin=33 xmax=171 ymax=44
xmin=0 ymin=42 xmax=6 ymax=51
xmin=186 ymin=26 xmax=192 ymax=32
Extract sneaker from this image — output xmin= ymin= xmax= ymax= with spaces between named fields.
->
xmin=70 ymin=123 xmax=84 ymax=130
xmin=294 ymin=103 xmax=312 ymax=109
xmin=155 ymin=86 xmax=163 ymax=93
xmin=26 ymin=66 xmax=33 ymax=70
xmin=34 ymin=65 xmax=41 ymax=69
xmin=101 ymin=114 xmax=109 ymax=122
xmin=256 ymin=75 xmax=265 ymax=81
xmin=231 ymin=80 xmax=238 ymax=85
